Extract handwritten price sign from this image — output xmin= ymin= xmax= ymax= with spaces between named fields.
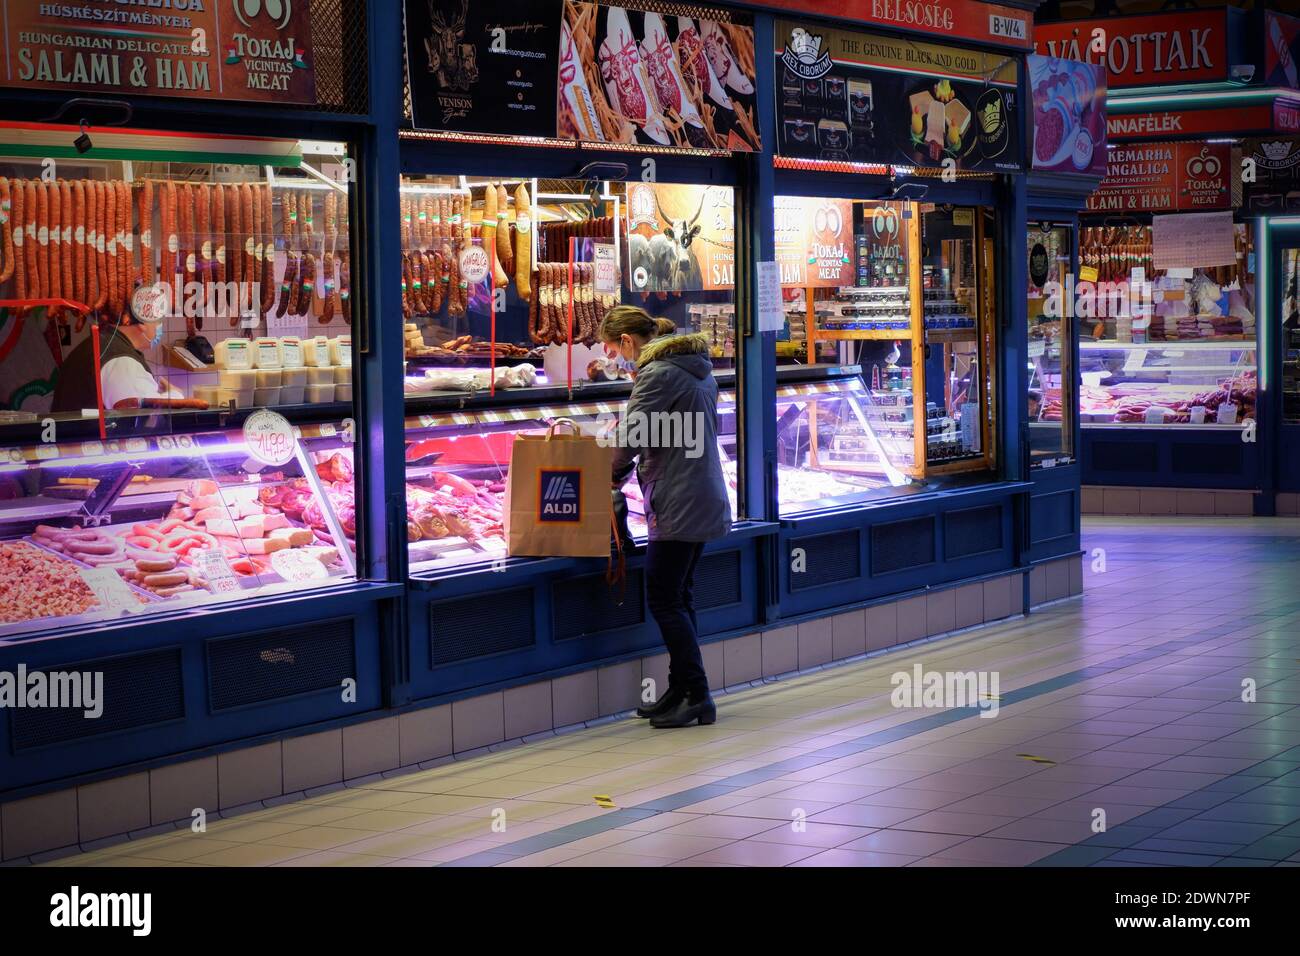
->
xmin=243 ymin=409 xmax=297 ymax=467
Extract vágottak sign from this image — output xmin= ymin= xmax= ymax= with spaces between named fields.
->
xmin=1034 ymin=11 xmax=1229 ymax=88
xmin=0 ymin=0 xmax=315 ymax=103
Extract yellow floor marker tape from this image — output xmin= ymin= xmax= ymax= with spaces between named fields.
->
xmin=593 ymin=795 xmax=616 ymax=809
xmin=1016 ymin=753 xmax=1056 ymax=766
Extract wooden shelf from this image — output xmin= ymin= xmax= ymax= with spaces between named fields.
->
xmin=924 ymin=328 xmax=978 ymax=344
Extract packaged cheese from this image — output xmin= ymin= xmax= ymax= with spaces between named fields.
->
xmin=280 ymin=384 xmax=306 ymax=405
xmin=329 ymin=335 xmax=352 ymax=367
xmin=333 ymin=365 xmax=352 ymax=384
xmin=278 ymin=336 xmax=305 ymax=368
xmin=281 ymin=367 xmax=308 ymax=388
xmin=252 ymin=337 xmax=282 ymax=369
xmin=268 ymin=527 xmax=314 ymax=548
xmin=303 ymin=336 xmax=331 ymax=367
xmin=253 ymin=387 xmax=281 ymax=407
xmin=305 ymin=383 xmax=335 ymax=403
xmin=255 ymin=369 xmax=282 ymax=388
xmin=194 ymin=385 xmax=222 ymax=407
xmin=306 ymin=366 xmax=334 ymax=386
xmin=219 ymin=368 xmax=258 ymax=390
xmin=335 ymin=384 xmax=353 ymax=403
xmin=216 ymin=338 xmax=253 ymax=369
xmin=214 ymin=535 xmax=290 ymax=555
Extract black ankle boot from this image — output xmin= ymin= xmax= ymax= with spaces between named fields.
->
xmin=636 ymin=685 xmax=683 ymax=719
xmin=649 ymin=692 xmax=716 ymax=729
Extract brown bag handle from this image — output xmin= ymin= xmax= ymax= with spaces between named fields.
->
xmin=546 ymin=417 xmax=580 ymax=439
xmin=606 ymin=503 xmax=627 ymax=606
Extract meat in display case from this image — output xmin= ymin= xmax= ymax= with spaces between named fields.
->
xmin=399 ymin=176 xmax=736 ymax=400
xmin=1079 ymin=343 xmax=1257 ymax=426
xmin=0 ymin=422 xmax=357 ymax=641
xmin=403 ymin=391 xmax=738 ymax=570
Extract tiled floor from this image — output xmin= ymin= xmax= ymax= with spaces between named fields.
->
xmin=44 ymin=517 xmax=1300 ymax=868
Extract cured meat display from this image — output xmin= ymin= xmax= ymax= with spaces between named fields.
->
xmin=0 ymin=424 xmax=359 ymax=638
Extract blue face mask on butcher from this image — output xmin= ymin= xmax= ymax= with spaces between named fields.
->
xmin=148 ymin=320 xmax=164 ymax=348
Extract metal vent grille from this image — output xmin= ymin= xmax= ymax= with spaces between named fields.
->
xmin=694 ymin=550 xmax=743 ymax=610
xmin=10 ymin=649 xmax=184 ymax=751
xmin=207 ymin=619 xmax=356 ymax=711
xmin=871 ymin=517 xmax=935 ymax=575
xmin=1172 ymin=442 xmax=1244 ymax=476
xmin=307 ymin=0 xmax=369 ymax=114
xmin=789 ymin=530 xmax=861 ymax=591
xmin=945 ymin=505 xmax=1003 ymax=559
xmin=553 ymin=570 xmax=646 ymax=640
xmin=432 ymin=587 xmax=536 ymax=664
xmin=1030 ymin=490 xmax=1076 ymax=544
xmin=1091 ymin=440 xmax=1158 ymax=473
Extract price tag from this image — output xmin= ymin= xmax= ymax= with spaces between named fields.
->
xmin=757 ymin=261 xmax=784 ymax=333
xmin=318 ymin=422 xmax=337 ymax=438
xmin=1028 ymin=340 xmax=1046 ymax=359
xmin=594 ymin=243 xmax=618 ymax=295
xmin=78 ymin=567 xmax=140 ymax=614
xmin=35 ymin=444 xmax=58 ymax=461
xmin=458 ymin=245 xmax=489 ymax=284
xmin=80 ymin=441 xmax=104 ymax=457
xmin=1216 ymin=402 xmax=1238 ymax=424
xmin=1189 ymin=405 xmax=1207 ymax=424
xmin=191 ymin=548 xmax=241 ymax=594
xmin=418 ymin=415 xmax=436 ymax=428
xmin=1122 ymin=349 xmax=1149 ymax=372
xmin=270 ymin=548 xmax=328 ymax=582
xmin=1144 ymin=406 xmax=1169 ymax=424
xmin=243 ymin=409 xmax=297 ymax=466
xmin=1079 ymin=266 xmax=1098 ymax=283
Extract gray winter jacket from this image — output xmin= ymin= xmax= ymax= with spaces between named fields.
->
xmin=612 ymin=333 xmax=733 ymax=542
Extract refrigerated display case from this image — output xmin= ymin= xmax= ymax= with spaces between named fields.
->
xmin=1027 ymin=223 xmax=1074 ymax=466
xmin=0 ymin=421 xmax=357 ymax=642
xmin=777 ymin=198 xmax=999 ymax=516
xmin=1079 ymin=342 xmax=1258 ymax=427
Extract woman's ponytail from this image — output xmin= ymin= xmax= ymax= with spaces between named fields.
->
xmin=599 ymin=305 xmax=675 ymax=343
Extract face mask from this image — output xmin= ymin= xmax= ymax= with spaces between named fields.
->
xmin=148 ymin=321 xmax=164 ymax=348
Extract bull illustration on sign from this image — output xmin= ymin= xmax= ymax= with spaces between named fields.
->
xmin=628 ymin=191 xmax=705 ymax=291
xmin=425 ymin=0 xmax=478 ymax=92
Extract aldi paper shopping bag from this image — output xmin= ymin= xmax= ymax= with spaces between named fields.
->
xmin=505 ymin=419 xmax=612 ymax=557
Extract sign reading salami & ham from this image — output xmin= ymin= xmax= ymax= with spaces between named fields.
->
xmin=0 ymin=0 xmax=316 ymax=103
xmin=1086 ymin=141 xmax=1232 ymax=213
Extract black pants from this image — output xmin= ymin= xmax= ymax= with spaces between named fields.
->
xmin=645 ymin=539 xmax=708 ymax=699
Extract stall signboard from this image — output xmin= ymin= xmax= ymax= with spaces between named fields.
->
xmin=1028 ymin=55 xmax=1106 ymax=175
xmin=1034 ymin=11 xmax=1229 ymax=88
xmin=1107 ymin=106 xmax=1275 ymax=141
xmin=1086 ymin=141 xmax=1232 ymax=212
xmin=1242 ymin=138 xmax=1300 ymax=213
xmin=775 ymin=21 xmax=1020 ymax=172
xmin=1266 ymin=12 xmax=1300 ymax=89
xmin=755 ymin=0 xmax=1032 ymax=51
xmin=773 ymin=196 xmax=854 ymax=288
xmin=0 ymin=0 xmax=316 ymax=103
xmin=625 ymin=182 xmax=735 ymax=292
xmin=558 ymin=3 xmax=760 ymax=151
xmin=404 ymin=0 xmax=562 ymax=138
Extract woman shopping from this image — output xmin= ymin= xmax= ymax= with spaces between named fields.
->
xmin=600 ymin=306 xmax=732 ymax=728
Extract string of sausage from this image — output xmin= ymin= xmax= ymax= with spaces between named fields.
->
xmin=118 ymin=181 xmax=132 ymax=316
xmin=224 ymin=180 xmax=240 ymax=320
xmin=321 ymin=188 xmax=337 ymax=324
xmin=260 ymin=184 xmax=274 ymax=319
xmin=241 ymin=183 xmax=255 ymax=325
xmin=49 ymin=178 xmax=64 ymax=325
xmin=90 ymin=181 xmax=106 ymax=315
xmin=310 ymin=191 xmax=326 ymax=317
xmin=61 ymin=181 xmax=75 ymax=322
xmin=194 ymin=181 xmax=209 ymax=330
xmin=72 ymin=181 xmax=86 ymax=330
xmin=297 ymin=190 xmax=315 ymax=317
xmin=35 ymin=179 xmax=49 ymax=308
xmin=8 ymin=180 xmax=23 ymax=301
xmin=0 ymin=178 xmax=11 ymax=287
xmin=177 ymin=183 xmax=195 ymax=337
xmin=211 ymin=183 xmax=224 ymax=322
xmin=138 ymin=179 xmax=154 ymax=289
xmin=108 ymin=179 xmax=122 ymax=320
xmin=277 ymin=189 xmax=298 ymax=318
xmin=338 ymin=193 xmax=351 ymax=324
xmin=400 ymin=195 xmax=412 ymax=319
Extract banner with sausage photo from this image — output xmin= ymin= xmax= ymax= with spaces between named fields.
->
xmin=558 ymin=2 xmax=760 ymax=151
xmin=624 ymin=182 xmax=735 ymax=293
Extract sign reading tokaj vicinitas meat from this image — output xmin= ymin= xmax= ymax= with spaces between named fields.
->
xmin=0 ymin=0 xmax=316 ymax=103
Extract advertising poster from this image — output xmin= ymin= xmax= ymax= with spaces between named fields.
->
xmin=1242 ymin=138 xmax=1300 ymax=213
xmin=773 ymin=196 xmax=853 ymax=288
xmin=1028 ymin=55 xmax=1106 ymax=176
xmin=775 ymin=21 xmax=1020 ymax=172
xmin=1033 ymin=11 xmax=1229 ymax=88
xmin=1086 ymin=141 xmax=1231 ymax=213
xmin=0 ymin=0 xmax=316 ymax=103
xmin=1266 ymin=12 xmax=1300 ymax=89
xmin=624 ymin=182 xmax=735 ymax=292
xmin=405 ymin=0 xmax=561 ymax=137
xmin=558 ymin=2 xmax=760 ymax=151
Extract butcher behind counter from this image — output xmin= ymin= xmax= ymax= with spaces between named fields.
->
xmin=50 ymin=301 xmax=208 ymax=414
